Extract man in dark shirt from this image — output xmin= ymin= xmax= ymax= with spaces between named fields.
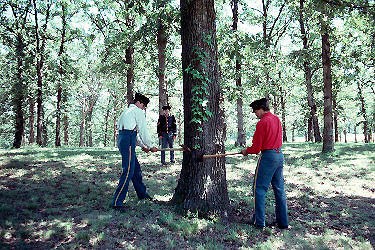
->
xmin=157 ymin=105 xmax=177 ymax=165
xmin=241 ymin=98 xmax=289 ymax=229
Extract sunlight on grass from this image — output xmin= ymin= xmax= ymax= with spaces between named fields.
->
xmin=1 ymin=143 xmax=374 ymax=248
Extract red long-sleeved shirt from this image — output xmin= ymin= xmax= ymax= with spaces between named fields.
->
xmin=246 ymin=112 xmax=282 ymax=154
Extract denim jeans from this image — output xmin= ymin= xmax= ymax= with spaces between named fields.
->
xmin=112 ymin=130 xmax=149 ymax=207
xmin=161 ymin=132 xmax=175 ymax=164
xmin=252 ymin=149 xmax=288 ymax=227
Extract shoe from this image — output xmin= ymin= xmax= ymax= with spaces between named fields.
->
xmin=253 ymin=224 xmax=265 ymax=230
xmin=112 ymin=205 xmax=128 ymax=212
xmin=170 ymin=160 xmax=175 ymax=163
xmin=140 ymin=194 xmax=155 ymax=202
xmin=278 ymin=225 xmax=289 ymax=229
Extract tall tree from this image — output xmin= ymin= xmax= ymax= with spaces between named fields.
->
xmin=298 ymin=0 xmax=322 ymax=142
xmin=32 ymin=0 xmax=52 ymax=146
xmin=320 ymin=2 xmax=334 ymax=153
xmin=172 ymin=0 xmax=229 ymax=217
xmin=231 ymin=0 xmax=246 ymax=147
xmin=55 ymin=1 xmax=67 ymax=147
xmin=156 ymin=0 xmax=169 ymax=112
xmin=0 ymin=1 xmax=32 ymax=148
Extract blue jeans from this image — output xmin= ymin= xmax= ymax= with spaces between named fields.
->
xmin=252 ymin=149 xmax=288 ymax=227
xmin=161 ymin=132 xmax=175 ymax=164
xmin=112 ymin=130 xmax=149 ymax=207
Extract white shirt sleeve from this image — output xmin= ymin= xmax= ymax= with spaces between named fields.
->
xmin=134 ymin=108 xmax=152 ymax=148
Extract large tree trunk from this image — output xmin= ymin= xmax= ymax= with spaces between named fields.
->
xmin=232 ymin=0 xmax=246 ymax=147
xmin=172 ymin=0 xmax=229 ymax=217
xmin=321 ymin=30 xmax=334 ymax=152
xmin=299 ymin=0 xmax=321 ymax=142
xmin=157 ymin=11 xmax=169 ymax=113
xmin=12 ymin=34 xmax=26 ymax=148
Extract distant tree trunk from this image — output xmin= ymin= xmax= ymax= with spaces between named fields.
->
xmin=356 ymin=80 xmax=369 ymax=143
xmin=299 ymin=0 xmax=321 ymax=143
xmin=231 ymin=0 xmax=246 ymax=147
xmin=126 ymin=46 xmax=134 ymax=105
xmin=79 ymin=102 xmax=86 ymax=147
xmin=86 ymin=112 xmax=93 ymax=147
xmin=280 ymin=87 xmax=287 ymax=142
xmin=343 ymin=129 xmax=347 ymax=143
xmin=28 ymin=96 xmax=35 ymax=144
xmin=33 ymin=0 xmax=51 ymax=147
xmin=307 ymin=117 xmax=313 ymax=141
xmin=172 ymin=0 xmax=229 ymax=217
xmin=12 ymin=34 xmax=26 ymax=148
xmin=321 ymin=29 xmax=334 ymax=152
xmin=63 ymin=91 xmax=69 ymax=145
xmin=104 ymin=99 xmax=111 ymax=147
xmin=55 ymin=2 xmax=67 ymax=147
xmin=113 ymin=95 xmax=118 ymax=147
xmin=333 ymin=94 xmax=339 ymax=142
xmin=157 ymin=6 xmax=169 ymax=113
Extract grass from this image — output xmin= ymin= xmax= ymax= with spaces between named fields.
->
xmin=0 ymin=142 xmax=374 ymax=249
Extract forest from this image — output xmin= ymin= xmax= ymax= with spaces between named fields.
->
xmin=0 ymin=0 xmax=374 ymax=248
xmin=0 ymin=0 xmax=373 ymax=149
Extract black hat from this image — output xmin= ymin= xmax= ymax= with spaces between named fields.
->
xmin=162 ymin=104 xmax=171 ymax=110
xmin=250 ymin=98 xmax=269 ymax=112
xmin=134 ymin=93 xmax=150 ymax=107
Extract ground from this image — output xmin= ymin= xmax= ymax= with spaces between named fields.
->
xmin=0 ymin=143 xmax=374 ymax=249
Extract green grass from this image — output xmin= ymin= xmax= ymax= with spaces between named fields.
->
xmin=0 ymin=143 xmax=374 ymax=249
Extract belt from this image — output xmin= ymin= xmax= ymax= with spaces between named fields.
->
xmin=261 ymin=148 xmax=281 ymax=153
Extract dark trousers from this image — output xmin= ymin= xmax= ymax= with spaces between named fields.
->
xmin=112 ymin=130 xmax=148 ymax=207
xmin=252 ymin=149 xmax=288 ymax=227
xmin=161 ymin=132 xmax=175 ymax=164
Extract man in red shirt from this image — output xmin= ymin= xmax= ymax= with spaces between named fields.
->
xmin=241 ymin=98 xmax=289 ymax=229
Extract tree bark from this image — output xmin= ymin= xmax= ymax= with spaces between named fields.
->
xmin=232 ymin=0 xmax=246 ymax=147
xmin=299 ymin=0 xmax=321 ymax=142
xmin=321 ymin=30 xmax=334 ymax=152
xmin=12 ymin=33 xmax=26 ymax=148
xmin=33 ymin=0 xmax=51 ymax=146
xmin=333 ymin=94 xmax=339 ymax=142
xmin=55 ymin=2 xmax=67 ymax=147
xmin=356 ymin=80 xmax=369 ymax=143
xmin=157 ymin=8 xmax=169 ymax=113
xmin=172 ymin=0 xmax=229 ymax=217
xmin=126 ymin=46 xmax=134 ymax=105
xmin=28 ymin=96 xmax=35 ymax=144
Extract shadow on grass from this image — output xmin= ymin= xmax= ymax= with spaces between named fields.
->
xmin=0 ymin=158 xmax=115 ymax=249
xmin=287 ymin=183 xmax=375 ymax=246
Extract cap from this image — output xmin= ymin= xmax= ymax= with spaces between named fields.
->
xmin=134 ymin=93 xmax=150 ymax=107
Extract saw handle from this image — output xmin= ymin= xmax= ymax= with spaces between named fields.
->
xmin=202 ymin=152 xmax=242 ymax=159
xmin=157 ymin=148 xmax=184 ymax=152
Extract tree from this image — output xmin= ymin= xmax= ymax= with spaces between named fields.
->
xmin=32 ymin=0 xmax=52 ymax=146
xmin=320 ymin=2 xmax=334 ymax=152
xmin=298 ymin=0 xmax=322 ymax=142
xmin=0 ymin=0 xmax=33 ymax=148
xmin=231 ymin=0 xmax=246 ymax=147
xmin=171 ymin=0 xmax=229 ymax=217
